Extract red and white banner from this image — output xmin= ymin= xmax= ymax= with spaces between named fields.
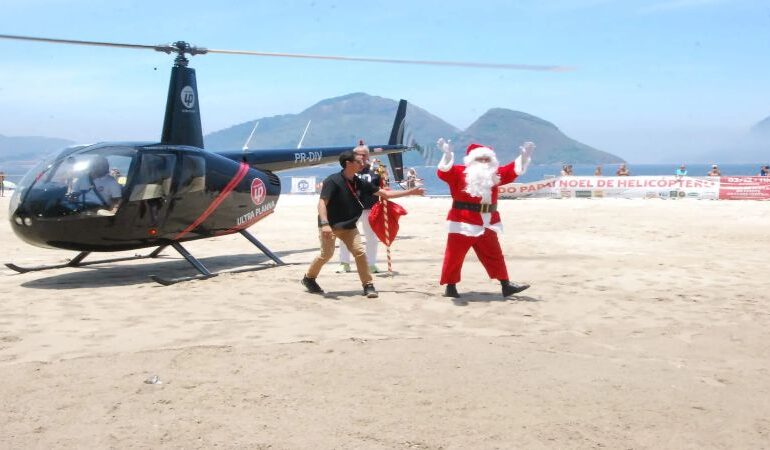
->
xmin=498 ymin=176 xmax=770 ymax=200
xmin=718 ymin=176 xmax=770 ymax=200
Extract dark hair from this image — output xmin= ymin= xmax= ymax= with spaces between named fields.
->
xmin=339 ymin=150 xmax=356 ymax=168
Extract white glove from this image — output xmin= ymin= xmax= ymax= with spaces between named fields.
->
xmin=520 ymin=141 xmax=535 ymax=157
xmin=437 ymin=137 xmax=452 ymax=155
xmin=515 ymin=141 xmax=535 ymax=175
xmin=436 ymin=138 xmax=454 ymax=171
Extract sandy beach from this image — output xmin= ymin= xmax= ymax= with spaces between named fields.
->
xmin=2 ymin=193 xmax=770 ymax=448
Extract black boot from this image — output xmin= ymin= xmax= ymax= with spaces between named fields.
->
xmin=501 ymin=280 xmax=529 ymax=297
xmin=301 ymin=275 xmax=324 ymax=294
xmin=443 ymin=284 xmax=460 ymax=298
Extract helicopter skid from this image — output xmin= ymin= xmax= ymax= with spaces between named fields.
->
xmin=5 ymin=246 xmax=168 ymax=274
xmin=150 ymin=235 xmax=286 ymax=286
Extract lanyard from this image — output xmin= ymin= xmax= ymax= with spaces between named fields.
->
xmin=344 ymin=177 xmax=364 ymax=209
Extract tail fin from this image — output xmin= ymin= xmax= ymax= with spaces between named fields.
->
xmin=161 ymin=65 xmax=204 ymax=148
xmin=387 ymin=99 xmax=407 ymax=182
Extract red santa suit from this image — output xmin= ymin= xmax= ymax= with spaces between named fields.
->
xmin=437 ymin=143 xmax=527 ymax=285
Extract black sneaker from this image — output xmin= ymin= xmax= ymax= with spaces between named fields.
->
xmin=501 ymin=280 xmax=529 ymax=297
xmin=443 ymin=284 xmax=460 ymax=298
xmin=302 ymin=275 xmax=324 ymax=294
xmin=363 ymin=283 xmax=378 ymax=298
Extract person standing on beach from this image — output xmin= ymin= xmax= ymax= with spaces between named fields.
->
xmin=436 ymin=138 xmax=534 ymax=299
xmin=0 ymin=171 xmax=5 ymax=197
xmin=302 ymin=150 xmax=424 ymax=298
xmin=675 ymin=164 xmax=687 ymax=178
xmin=336 ymin=142 xmax=382 ymax=274
xmin=616 ymin=164 xmax=630 ymax=176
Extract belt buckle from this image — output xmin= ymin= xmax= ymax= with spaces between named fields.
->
xmin=480 ymin=203 xmax=490 ymax=213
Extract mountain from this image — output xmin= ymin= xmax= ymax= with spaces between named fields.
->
xmin=204 ymin=93 xmax=458 ymax=167
xmin=0 ymin=134 xmax=76 ymax=177
xmin=1 ymin=94 xmax=622 ymax=174
xmin=751 ymin=116 xmax=770 ymax=136
xmin=0 ymin=134 xmax=75 ymax=164
xmin=453 ymin=109 xmax=622 ymax=164
xmin=204 ymin=93 xmax=621 ymax=166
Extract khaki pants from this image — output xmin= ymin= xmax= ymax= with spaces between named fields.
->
xmin=307 ymin=227 xmax=372 ymax=285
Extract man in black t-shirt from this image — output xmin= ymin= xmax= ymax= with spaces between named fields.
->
xmin=302 ymin=150 xmax=424 ymax=298
xmin=337 ymin=143 xmax=382 ymax=274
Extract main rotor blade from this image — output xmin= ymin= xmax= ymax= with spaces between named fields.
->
xmin=0 ymin=33 xmax=573 ymax=71
xmin=0 ymin=33 xmax=173 ymax=52
xmin=206 ymin=48 xmax=572 ymax=72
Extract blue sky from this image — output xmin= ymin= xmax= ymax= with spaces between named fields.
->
xmin=1 ymin=0 xmax=768 ymax=162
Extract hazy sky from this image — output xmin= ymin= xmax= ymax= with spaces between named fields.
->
xmin=1 ymin=0 xmax=768 ymax=162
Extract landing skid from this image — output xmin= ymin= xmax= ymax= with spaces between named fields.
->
xmin=149 ymin=230 xmax=285 ymax=286
xmin=5 ymin=246 xmax=168 ymax=273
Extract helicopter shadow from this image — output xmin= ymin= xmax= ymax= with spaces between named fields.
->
xmin=18 ymin=247 xmax=317 ymax=289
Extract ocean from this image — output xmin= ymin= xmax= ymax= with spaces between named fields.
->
xmin=278 ymin=163 xmax=768 ymax=195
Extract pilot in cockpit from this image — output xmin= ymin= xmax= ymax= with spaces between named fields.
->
xmin=70 ymin=155 xmax=123 ymax=215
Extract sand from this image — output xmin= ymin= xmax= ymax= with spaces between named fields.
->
xmin=2 ymin=193 xmax=770 ymax=448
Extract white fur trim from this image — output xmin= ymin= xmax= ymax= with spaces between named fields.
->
xmin=437 ymin=150 xmax=454 ymax=172
xmin=446 ymin=215 xmax=503 ymax=236
xmin=463 ymin=147 xmax=497 ymax=166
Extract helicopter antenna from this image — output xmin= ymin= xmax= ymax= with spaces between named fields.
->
xmin=242 ymin=121 xmax=260 ymax=151
xmin=0 ymin=34 xmax=572 ymax=72
xmin=297 ymin=120 xmax=312 ymax=149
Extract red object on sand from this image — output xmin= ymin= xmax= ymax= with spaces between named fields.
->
xmin=369 ymin=200 xmax=407 ymax=245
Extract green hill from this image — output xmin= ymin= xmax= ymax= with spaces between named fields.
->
xmin=0 ymin=134 xmax=76 ymax=176
xmin=1 ymin=94 xmax=624 ymax=172
xmin=454 ymin=109 xmax=622 ymax=164
xmin=204 ymin=93 xmax=458 ymax=167
xmin=204 ymin=94 xmax=622 ymax=166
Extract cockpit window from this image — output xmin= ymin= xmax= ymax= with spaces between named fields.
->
xmin=12 ymin=145 xmax=138 ymax=219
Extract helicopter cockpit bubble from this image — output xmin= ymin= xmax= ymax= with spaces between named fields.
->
xmin=10 ymin=144 xmax=138 ymax=224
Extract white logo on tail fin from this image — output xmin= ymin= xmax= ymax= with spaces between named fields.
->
xmin=180 ymin=86 xmax=195 ymax=109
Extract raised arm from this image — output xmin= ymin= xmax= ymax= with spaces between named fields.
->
xmin=375 ymin=186 xmax=425 ymax=200
xmin=436 ymin=138 xmax=454 ymax=172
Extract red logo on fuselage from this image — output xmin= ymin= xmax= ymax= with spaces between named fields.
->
xmin=251 ymin=178 xmax=266 ymax=205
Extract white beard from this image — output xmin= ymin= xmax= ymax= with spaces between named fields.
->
xmin=463 ymin=161 xmax=500 ymax=203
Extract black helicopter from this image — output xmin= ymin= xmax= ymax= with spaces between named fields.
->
xmin=2 ymin=34 xmax=567 ymax=284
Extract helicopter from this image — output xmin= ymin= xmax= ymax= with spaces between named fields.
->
xmin=1 ymin=34 xmax=568 ymax=285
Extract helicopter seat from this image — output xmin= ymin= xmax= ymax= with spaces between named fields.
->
xmin=129 ymin=183 xmax=166 ymax=201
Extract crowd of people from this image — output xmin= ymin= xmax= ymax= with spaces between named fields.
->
xmin=554 ymin=163 xmax=770 ymax=177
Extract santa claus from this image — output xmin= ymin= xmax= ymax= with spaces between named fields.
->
xmin=436 ymin=138 xmax=535 ymax=298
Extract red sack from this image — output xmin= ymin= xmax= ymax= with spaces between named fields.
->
xmin=368 ymin=200 xmax=408 ymax=245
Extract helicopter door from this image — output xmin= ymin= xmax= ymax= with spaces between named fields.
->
xmin=163 ymin=153 xmax=207 ymax=235
xmin=125 ymin=152 xmax=176 ymax=231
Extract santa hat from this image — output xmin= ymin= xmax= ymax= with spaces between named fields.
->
xmin=464 ymin=143 xmax=498 ymax=166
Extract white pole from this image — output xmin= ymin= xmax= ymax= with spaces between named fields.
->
xmin=242 ymin=121 xmax=260 ymax=151
xmin=297 ymin=119 xmax=312 ymax=149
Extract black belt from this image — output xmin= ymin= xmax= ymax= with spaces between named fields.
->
xmin=452 ymin=201 xmax=497 ymax=213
